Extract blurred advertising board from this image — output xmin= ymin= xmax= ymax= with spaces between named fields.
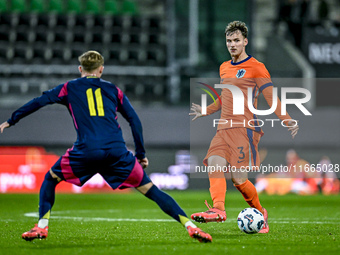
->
xmin=302 ymin=26 xmax=340 ymax=78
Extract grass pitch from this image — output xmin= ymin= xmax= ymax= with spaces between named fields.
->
xmin=0 ymin=191 xmax=339 ymax=255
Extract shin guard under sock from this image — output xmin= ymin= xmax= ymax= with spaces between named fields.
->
xmin=209 ymin=177 xmax=226 ymax=211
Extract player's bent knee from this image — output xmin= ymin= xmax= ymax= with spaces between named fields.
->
xmin=232 ymin=177 xmax=248 ymax=185
xmin=231 ymin=170 xmax=248 ymax=185
xmin=136 ymin=181 xmax=153 ymax=195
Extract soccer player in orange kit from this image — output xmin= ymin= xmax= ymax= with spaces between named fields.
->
xmin=189 ymin=21 xmax=299 ymax=233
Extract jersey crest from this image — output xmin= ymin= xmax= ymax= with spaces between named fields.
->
xmin=236 ymin=69 xmax=246 ymax=78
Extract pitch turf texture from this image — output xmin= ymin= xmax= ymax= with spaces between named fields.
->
xmin=0 ymin=191 xmax=339 ymax=255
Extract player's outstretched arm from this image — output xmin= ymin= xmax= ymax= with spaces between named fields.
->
xmin=189 ymin=103 xmax=203 ymax=121
xmin=0 ymin=121 xmax=10 ymax=133
xmin=287 ymin=120 xmax=299 ymax=139
xmin=118 ymin=93 xmax=146 ymax=160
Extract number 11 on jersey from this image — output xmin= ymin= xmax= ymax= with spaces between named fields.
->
xmin=86 ymin=88 xmax=105 ymax=116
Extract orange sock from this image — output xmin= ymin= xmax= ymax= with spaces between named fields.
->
xmin=209 ymin=177 xmax=226 ymax=211
xmin=235 ymin=180 xmax=264 ymax=214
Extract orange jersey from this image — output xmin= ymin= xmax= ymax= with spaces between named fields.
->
xmin=206 ymin=55 xmax=291 ymax=135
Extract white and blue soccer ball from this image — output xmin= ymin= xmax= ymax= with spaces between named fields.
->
xmin=237 ymin=208 xmax=264 ymax=234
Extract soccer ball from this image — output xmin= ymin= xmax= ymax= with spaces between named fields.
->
xmin=237 ymin=208 xmax=264 ymax=234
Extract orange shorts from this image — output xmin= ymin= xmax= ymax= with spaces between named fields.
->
xmin=203 ymin=128 xmax=261 ymax=169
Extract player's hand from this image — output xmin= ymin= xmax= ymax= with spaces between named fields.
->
xmin=138 ymin=157 xmax=149 ymax=169
xmin=0 ymin=121 xmax=10 ymax=133
xmin=287 ymin=120 xmax=299 ymax=139
xmin=189 ymin=103 xmax=203 ymax=121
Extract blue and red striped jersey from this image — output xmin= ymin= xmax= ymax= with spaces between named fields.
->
xmin=7 ymin=77 xmax=145 ymax=159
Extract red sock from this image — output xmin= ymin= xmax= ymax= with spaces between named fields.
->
xmin=235 ymin=180 xmax=264 ymax=214
xmin=209 ymin=176 xmax=226 ymax=211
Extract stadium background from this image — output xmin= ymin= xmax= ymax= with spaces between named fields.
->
xmin=0 ymin=0 xmax=340 ymax=193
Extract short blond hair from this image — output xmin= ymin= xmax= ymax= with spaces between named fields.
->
xmin=225 ymin=21 xmax=248 ymax=38
xmin=78 ymin=51 xmax=104 ymax=72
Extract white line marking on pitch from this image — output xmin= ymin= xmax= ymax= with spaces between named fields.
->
xmin=24 ymin=212 xmax=175 ymax=222
xmin=23 ymin=212 xmax=335 ymax=224
xmin=51 ymin=209 xmax=121 ymax=214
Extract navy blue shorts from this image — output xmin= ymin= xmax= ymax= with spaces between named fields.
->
xmin=51 ymin=145 xmax=150 ymax=190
